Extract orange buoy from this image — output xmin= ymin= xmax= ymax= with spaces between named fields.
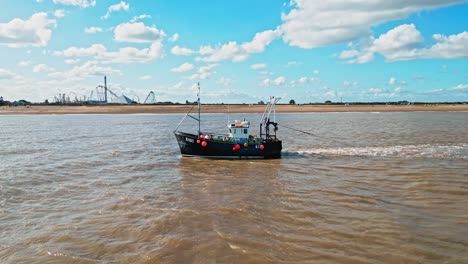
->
xmin=201 ymin=141 xmax=207 ymax=147
xmin=243 ymin=142 xmax=248 ymax=148
xmin=259 ymin=144 xmax=265 ymax=150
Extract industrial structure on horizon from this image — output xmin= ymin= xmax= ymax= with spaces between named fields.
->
xmin=50 ymin=76 xmax=158 ymax=105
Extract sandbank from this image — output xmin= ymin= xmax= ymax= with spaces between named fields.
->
xmin=0 ymin=104 xmax=467 ymax=115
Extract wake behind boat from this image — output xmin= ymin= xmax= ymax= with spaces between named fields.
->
xmin=174 ymin=84 xmax=282 ymax=159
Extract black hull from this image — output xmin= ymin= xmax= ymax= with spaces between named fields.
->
xmin=174 ymin=131 xmax=282 ymax=159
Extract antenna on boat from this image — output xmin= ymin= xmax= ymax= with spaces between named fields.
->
xmin=227 ymin=104 xmax=230 ymax=126
xmin=259 ymin=96 xmax=281 ymax=139
xmin=197 ymin=82 xmax=201 ymax=136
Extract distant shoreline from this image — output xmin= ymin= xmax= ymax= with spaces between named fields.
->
xmin=1 ymin=104 xmax=468 ymax=115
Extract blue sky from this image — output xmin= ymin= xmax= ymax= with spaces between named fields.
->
xmin=0 ymin=0 xmax=467 ymax=103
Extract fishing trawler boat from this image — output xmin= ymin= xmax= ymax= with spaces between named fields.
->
xmin=174 ymin=84 xmax=282 ymax=159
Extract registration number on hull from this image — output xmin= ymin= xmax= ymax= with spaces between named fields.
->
xmin=185 ymin=137 xmax=195 ymax=143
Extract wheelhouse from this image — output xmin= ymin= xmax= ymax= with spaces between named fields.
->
xmin=228 ymin=120 xmax=250 ymax=139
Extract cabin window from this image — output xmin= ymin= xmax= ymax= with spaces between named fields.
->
xmin=229 ymin=129 xmax=232 ymax=133
xmin=244 ymin=129 xmax=248 ymax=134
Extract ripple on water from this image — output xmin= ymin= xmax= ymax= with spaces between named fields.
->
xmin=1 ymin=113 xmax=467 ymax=263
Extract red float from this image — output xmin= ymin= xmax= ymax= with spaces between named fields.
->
xmin=196 ymin=139 xmax=201 ymax=144
xmin=201 ymin=141 xmax=207 ymax=147
xmin=259 ymin=144 xmax=265 ymax=150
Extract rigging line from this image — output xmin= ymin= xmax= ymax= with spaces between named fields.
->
xmin=278 ymin=124 xmax=355 ymax=147
xmin=174 ymin=104 xmax=196 ymax=132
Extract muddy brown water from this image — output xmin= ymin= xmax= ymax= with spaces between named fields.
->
xmin=1 ymin=112 xmax=467 ymax=263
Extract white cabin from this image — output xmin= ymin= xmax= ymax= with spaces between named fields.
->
xmin=228 ymin=120 xmax=250 ymax=139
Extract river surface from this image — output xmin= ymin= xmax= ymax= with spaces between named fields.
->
xmin=1 ymin=112 xmax=467 ymax=263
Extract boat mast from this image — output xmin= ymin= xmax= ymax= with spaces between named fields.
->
xmin=174 ymin=83 xmax=202 ymax=133
xmin=198 ymin=82 xmax=201 ymax=136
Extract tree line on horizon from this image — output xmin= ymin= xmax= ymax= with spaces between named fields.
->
xmin=0 ymin=95 xmax=466 ymax=106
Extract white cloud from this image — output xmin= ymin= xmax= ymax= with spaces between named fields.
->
xmin=251 ymin=63 xmax=267 ymax=70
xmin=374 ymin=24 xmax=423 ymax=53
xmin=130 ymin=14 xmax=151 ymax=23
xmin=33 ymin=64 xmax=54 ymax=73
xmin=114 ymin=22 xmax=165 ymax=43
xmin=260 ymin=78 xmax=272 ymax=86
xmin=102 ymin=1 xmax=130 ymax=20
xmin=324 ymin=90 xmax=337 ymax=98
xmin=343 ymin=80 xmax=359 ymax=87
xmin=189 ymin=64 xmax=218 ymax=80
xmin=339 ymin=50 xmax=361 ymax=60
xmin=313 ymin=69 xmax=319 ymax=75
xmin=369 ymin=88 xmax=387 ymax=94
xmin=140 ymin=75 xmax=152 ymax=80
xmin=155 ymin=82 xmax=261 ymax=103
xmin=85 ymin=27 xmax=103 ymax=34
xmin=286 ymin=61 xmax=302 ymax=67
xmin=297 ymin=76 xmax=319 ymax=84
xmin=423 ymin=32 xmax=468 ymax=59
xmin=18 ymin=61 xmax=32 ymax=67
xmin=289 ymin=76 xmax=321 ymax=87
xmin=196 ymin=41 xmax=246 ymax=62
xmin=171 ymin=62 xmax=195 ymax=73
xmin=365 ymin=86 xmax=405 ymax=98
xmin=448 ymin=84 xmax=468 ymax=92
xmin=55 ymin=42 xmax=165 ymax=64
xmin=241 ymin=30 xmax=280 ymax=53
xmin=199 ymin=45 xmax=215 ymax=55
xmin=217 ymin=77 xmax=233 ymax=86
xmin=54 ymin=9 xmax=65 ymax=18
xmin=49 ymin=61 xmax=121 ymax=81
xmin=389 ymin=77 xmax=396 ymax=85
xmin=172 ymin=81 xmax=184 ymax=90
xmin=52 ymin=0 xmax=96 ymax=8
xmin=99 ymin=42 xmax=165 ymax=64
xmin=280 ymin=0 xmax=466 ymax=49
xmin=169 ymin=33 xmax=179 ymax=42
xmin=55 ymin=43 xmax=107 ymax=57
xmin=0 ymin=69 xmax=20 ymax=79
xmin=196 ymin=29 xmax=280 ymax=62
xmin=0 ymin=12 xmax=56 ymax=47
xmin=65 ymin=58 xmax=80 ymax=64
xmin=171 ymin=46 xmax=195 ymax=56
xmin=260 ymin=76 xmax=287 ymax=86
xmin=340 ymin=24 xmax=468 ymax=63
